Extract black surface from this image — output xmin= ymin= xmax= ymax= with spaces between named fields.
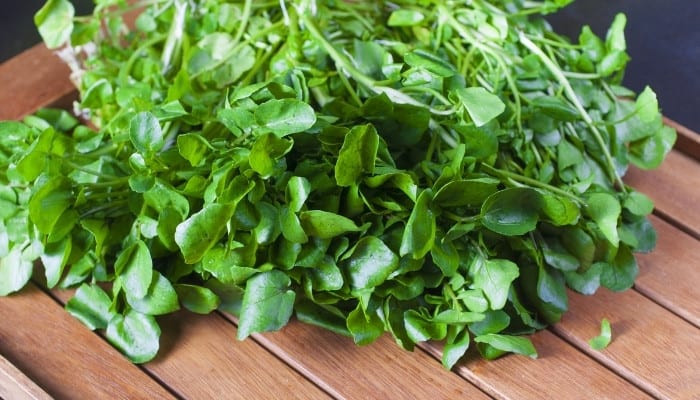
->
xmin=1 ymin=1 xmax=698 ymax=132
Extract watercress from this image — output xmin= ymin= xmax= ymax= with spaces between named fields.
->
xmin=0 ymin=0 xmax=674 ymax=368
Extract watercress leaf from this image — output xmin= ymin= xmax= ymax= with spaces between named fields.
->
xmin=346 ymin=236 xmax=399 ymax=290
xmin=177 ymin=133 xmax=210 ymax=167
xmin=540 ymin=192 xmax=580 ymax=226
xmin=474 ymin=333 xmax=537 ymax=359
xmin=628 ymin=125 xmax=676 ymax=170
xmin=280 ymin=206 xmax=309 ymax=244
xmin=635 ymin=86 xmax=659 ymax=124
xmin=532 ymin=96 xmax=579 ymax=121
xmin=305 ymin=256 xmax=344 ymax=292
xmin=605 ymin=13 xmax=627 ymax=52
xmin=0 ymin=246 xmax=34 ymax=296
xmin=254 ymin=99 xmax=316 ymax=137
xmin=433 ymin=309 xmax=485 ymax=324
xmin=65 ymin=283 xmax=115 ymax=330
xmin=249 ymin=133 xmax=294 ymax=177
xmin=433 ymin=178 xmax=500 ymax=208
xmin=443 ymin=327 xmax=470 ymax=369
xmin=471 ymin=258 xmax=519 ymax=310
xmin=116 ymin=240 xmax=153 ymax=300
xmin=41 ymin=236 xmax=72 ymax=288
xmin=126 ymin=271 xmax=180 ymax=315
xmin=144 ymin=180 xmax=190 ymax=219
xmin=623 ymin=191 xmax=654 ymax=216
xmin=600 ymin=245 xmax=638 ymax=292
xmin=237 ymin=270 xmax=296 ymax=339
xmin=387 ymin=9 xmax=425 ymax=27
xmin=481 ymin=188 xmax=543 ymax=236
xmin=619 ymin=217 xmax=657 ymax=253
xmin=400 ymin=189 xmax=436 ymax=259
xmin=455 ymin=87 xmax=505 ymax=127
xmin=468 ymin=310 xmax=510 ymax=336
xmin=589 ymin=318 xmax=613 ymax=350
xmin=175 ymin=203 xmax=235 ymax=264
xmin=585 ymin=192 xmax=621 ymax=246
xmin=430 ymin=237 xmax=460 ymax=277
xmin=404 ymin=50 xmax=456 ymax=77
xmin=129 ymin=112 xmax=164 ymax=158
xmin=28 ymin=176 xmax=75 ymax=237
xmin=34 ymin=0 xmax=74 ymax=49
xmin=564 ymin=262 xmax=603 ymax=295
xmin=106 ymin=310 xmax=160 ymax=364
xmin=404 ymin=310 xmax=447 ymax=343
xmin=335 ymin=124 xmax=380 ymax=187
xmin=174 ymin=284 xmax=220 ymax=314
xmin=537 ymin=264 xmax=568 ymax=312
xmin=347 ymin=302 xmax=384 ymax=345
xmin=300 ymin=210 xmax=362 ymax=239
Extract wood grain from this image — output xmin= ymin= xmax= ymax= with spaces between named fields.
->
xmin=666 ymin=117 xmax=700 ymax=160
xmin=221 ymin=315 xmax=490 ymax=400
xmin=552 ymin=289 xmax=700 ymax=400
xmin=624 ymin=149 xmax=700 ymax=239
xmin=0 ymin=353 xmax=52 ymax=400
xmin=634 ymin=216 xmax=700 ymax=327
xmin=0 ymin=44 xmax=76 ymax=120
xmin=0 ymin=284 xmax=174 ymax=400
xmin=147 ymin=312 xmax=330 ymax=399
xmin=421 ymin=330 xmax=650 ymax=400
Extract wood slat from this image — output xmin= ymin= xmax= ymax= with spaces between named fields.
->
xmin=147 ymin=312 xmax=330 ymax=399
xmin=634 ymin=216 xmax=700 ymax=327
xmin=0 ymin=285 xmax=174 ymax=400
xmin=220 ymin=316 xmax=490 ymax=400
xmin=552 ymin=289 xmax=700 ymax=400
xmin=666 ymin=117 xmax=700 ymax=160
xmin=0 ymin=353 xmax=52 ymax=400
xmin=624 ymin=149 xmax=700 ymax=239
xmin=0 ymin=44 xmax=76 ymax=120
xmin=421 ymin=330 xmax=650 ymax=400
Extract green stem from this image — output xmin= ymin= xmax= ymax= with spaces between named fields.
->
xmin=519 ymin=32 xmax=626 ymax=192
xmin=481 ymin=163 xmax=583 ymax=203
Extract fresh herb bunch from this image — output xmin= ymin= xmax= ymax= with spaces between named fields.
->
xmin=0 ymin=0 xmax=674 ymax=367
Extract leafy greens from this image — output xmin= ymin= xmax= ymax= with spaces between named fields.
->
xmin=0 ymin=0 xmax=674 ymax=368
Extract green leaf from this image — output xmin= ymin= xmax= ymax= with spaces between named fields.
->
xmin=115 ymin=241 xmax=153 ymax=300
xmin=442 ymin=327 xmax=470 ymax=369
xmin=404 ymin=50 xmax=456 ymax=77
xmin=0 ymin=246 xmax=34 ymax=296
xmin=433 ymin=178 xmax=500 ymax=208
xmin=404 ymin=310 xmax=447 ymax=343
xmin=347 ymin=302 xmax=384 ymax=345
xmin=28 ymin=176 xmax=76 ymax=237
xmin=175 ymin=204 xmax=235 ymax=264
xmin=387 ymin=9 xmax=425 ymax=27
xmin=600 ymin=245 xmax=638 ymax=292
xmin=106 ymin=310 xmax=161 ymax=364
xmin=126 ymin=271 xmax=180 ymax=315
xmin=346 ymin=236 xmax=399 ymax=290
xmin=65 ymin=283 xmax=115 ymax=330
xmin=532 ymin=96 xmax=579 ymax=121
xmin=129 ymin=112 xmax=164 ymax=157
xmin=635 ymin=87 xmax=659 ymax=124
xmin=300 ymin=210 xmax=362 ymax=239
xmin=471 ymin=258 xmax=519 ymax=310
xmin=589 ymin=318 xmax=612 ymax=350
xmin=623 ymin=191 xmax=654 ymax=216
xmin=254 ymin=99 xmax=316 ymax=137
xmin=237 ymin=270 xmax=296 ymax=339
xmin=455 ymin=87 xmax=505 ymax=127
xmin=400 ymin=189 xmax=436 ymax=259
xmin=430 ymin=237 xmax=460 ymax=277
xmin=249 ymin=133 xmax=294 ymax=177
xmin=585 ymin=193 xmax=621 ymax=246
xmin=335 ymin=124 xmax=380 ymax=187
xmin=481 ymin=188 xmax=543 ymax=236
xmin=174 ymin=284 xmax=221 ymax=314
xmin=41 ymin=237 xmax=72 ymax=288
xmin=474 ymin=333 xmax=538 ymax=359
xmin=34 ymin=0 xmax=74 ymax=49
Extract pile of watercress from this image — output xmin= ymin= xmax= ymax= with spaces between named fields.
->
xmin=0 ymin=0 xmax=674 ymax=367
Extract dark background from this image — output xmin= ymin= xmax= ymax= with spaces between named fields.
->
xmin=2 ymin=1 xmax=698 ymax=132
